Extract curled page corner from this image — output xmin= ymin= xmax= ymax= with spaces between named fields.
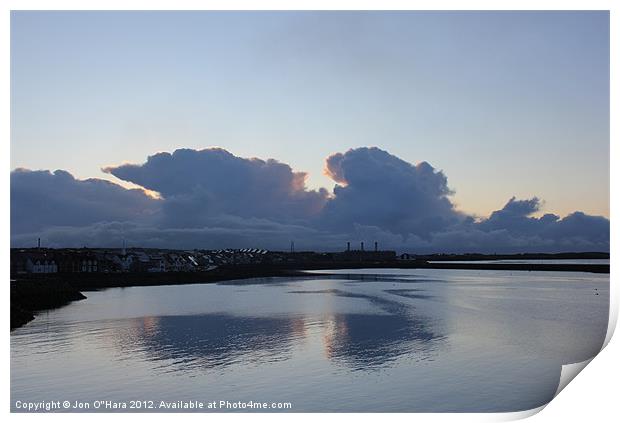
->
xmin=502 ymin=358 xmax=598 ymax=421
xmin=502 ymin=304 xmax=614 ymax=420
xmin=537 ymin=291 xmax=619 ymax=414
xmin=496 ymin=404 xmax=547 ymax=421
xmin=602 ymin=296 xmax=618 ymax=350
xmin=553 ymin=357 xmax=595 ymax=399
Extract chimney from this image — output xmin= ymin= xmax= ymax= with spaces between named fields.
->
xmin=347 ymin=242 xmax=350 ymax=252
xmin=37 ymin=238 xmax=41 ymax=249
xmin=374 ymin=241 xmax=378 ymax=252
xmin=361 ymin=241 xmax=364 ymax=251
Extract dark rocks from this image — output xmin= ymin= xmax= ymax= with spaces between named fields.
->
xmin=10 ymin=279 xmax=87 ymax=330
xmin=10 ymin=305 xmax=34 ymax=330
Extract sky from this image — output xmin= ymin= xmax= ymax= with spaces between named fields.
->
xmin=9 ymin=11 xmax=610 ymax=252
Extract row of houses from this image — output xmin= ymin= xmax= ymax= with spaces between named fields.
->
xmin=10 ymin=246 xmax=400 ymax=275
xmin=10 ymin=248 xmax=270 ymax=275
xmin=11 ymin=250 xmax=100 ymax=274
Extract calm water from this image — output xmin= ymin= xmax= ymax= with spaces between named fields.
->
xmin=11 ymin=268 xmax=609 ymax=412
xmin=427 ymin=259 xmax=610 ymax=265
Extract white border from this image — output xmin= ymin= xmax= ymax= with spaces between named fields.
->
xmin=3 ymin=1 xmax=617 ymax=422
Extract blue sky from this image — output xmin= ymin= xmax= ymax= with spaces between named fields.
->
xmin=11 ymin=11 xmax=609 ymax=219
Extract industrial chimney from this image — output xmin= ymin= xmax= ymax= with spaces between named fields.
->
xmin=374 ymin=241 xmax=378 ymax=252
xmin=347 ymin=241 xmax=350 ymax=252
xmin=361 ymin=241 xmax=364 ymax=251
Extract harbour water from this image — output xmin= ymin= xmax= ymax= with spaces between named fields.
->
xmin=426 ymin=259 xmax=610 ymax=265
xmin=11 ymin=268 xmax=609 ymax=412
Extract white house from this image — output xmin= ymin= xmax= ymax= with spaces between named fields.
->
xmin=26 ymin=258 xmax=58 ymax=273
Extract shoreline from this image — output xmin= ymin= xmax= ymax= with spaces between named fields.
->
xmin=10 ymin=261 xmax=609 ymax=330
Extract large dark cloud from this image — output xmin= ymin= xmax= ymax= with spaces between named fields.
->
xmin=10 ymin=169 xmax=159 ymax=236
xmin=103 ymin=148 xmax=328 ymax=227
xmin=321 ymin=147 xmax=461 ymax=236
xmin=10 ymin=147 xmax=609 ymax=252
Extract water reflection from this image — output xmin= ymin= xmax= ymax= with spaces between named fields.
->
xmin=323 ymin=313 xmax=440 ymax=370
xmin=384 ymin=289 xmax=434 ymax=300
xmin=115 ymin=314 xmax=306 ymax=371
xmin=115 ymin=285 xmax=445 ymax=373
xmin=292 ymin=288 xmax=443 ymax=370
xmin=11 ymin=271 xmax=609 ymax=412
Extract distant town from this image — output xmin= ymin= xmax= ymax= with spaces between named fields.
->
xmin=10 ymin=241 xmax=398 ymax=275
xmin=10 ymin=242 xmax=609 ymax=276
xmin=9 ymin=243 xmax=609 ymax=330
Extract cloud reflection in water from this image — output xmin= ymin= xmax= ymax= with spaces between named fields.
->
xmin=115 ymin=285 xmax=445 ymax=374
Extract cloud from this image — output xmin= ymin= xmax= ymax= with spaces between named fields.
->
xmin=478 ymin=196 xmax=548 ymax=235
xmin=321 ymin=147 xmax=461 ymax=237
xmin=468 ymin=197 xmax=610 ymax=251
xmin=11 ymin=147 xmax=609 ymax=253
xmin=10 ymin=169 xmax=159 ymax=236
xmin=10 ymin=219 xmax=348 ymax=251
xmin=103 ymin=148 xmax=329 ymax=227
xmin=492 ymin=196 xmax=542 ymax=217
